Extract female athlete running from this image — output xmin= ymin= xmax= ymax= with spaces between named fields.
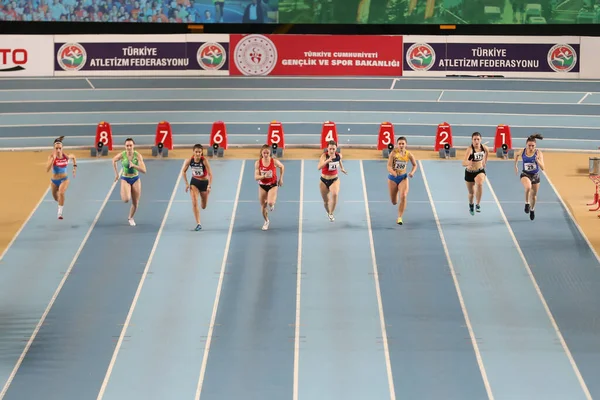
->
xmin=254 ymin=144 xmax=284 ymax=231
xmin=387 ymin=136 xmax=417 ymax=225
xmin=462 ymin=132 xmax=489 ymax=215
xmin=46 ymin=136 xmax=77 ymax=219
xmin=181 ymin=144 xmax=213 ymax=231
xmin=514 ymin=133 xmax=545 ymax=220
xmin=317 ymin=140 xmax=347 ymax=222
xmin=112 ymin=138 xmax=147 ymax=226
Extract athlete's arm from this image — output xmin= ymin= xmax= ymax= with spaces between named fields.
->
xmin=112 ymin=153 xmax=123 ymax=179
xmin=274 ymin=159 xmax=285 ymax=186
xmin=514 ymin=150 xmax=522 ymax=174
xmin=203 ymin=158 xmax=213 ymax=189
xmin=317 ymin=153 xmax=330 ymax=170
xmin=482 ymin=145 xmax=489 ymax=167
xmin=132 ymin=153 xmax=147 ymax=174
xmin=387 ymin=152 xmax=396 ymax=175
xmin=254 ymin=160 xmax=263 ymax=181
xmin=461 ymin=147 xmax=472 ymax=167
xmin=68 ymin=153 xmax=78 ymax=177
xmin=408 ymin=153 xmax=418 ymax=177
xmin=181 ymin=158 xmax=191 ymax=191
xmin=46 ymin=153 xmax=55 ymax=173
xmin=338 ymin=154 xmax=348 ymax=174
xmin=536 ymin=150 xmax=545 ymax=171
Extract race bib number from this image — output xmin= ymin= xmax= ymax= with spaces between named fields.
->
xmin=473 ymin=152 xmax=484 ymax=161
xmin=524 ymin=162 xmax=536 ymax=171
xmin=191 ymin=166 xmax=204 ymax=176
xmin=261 ymin=170 xmax=273 ymax=178
xmin=328 ymin=161 xmax=339 ymax=171
xmin=394 ymin=160 xmax=406 ymax=170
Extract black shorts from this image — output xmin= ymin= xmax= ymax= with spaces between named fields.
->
xmin=465 ymin=168 xmax=486 ymax=183
xmin=520 ymin=172 xmax=541 ymax=185
xmin=190 ymin=178 xmax=209 ymax=192
xmin=320 ymin=176 xmax=338 ymax=188
xmin=260 ymin=184 xmax=277 ymax=192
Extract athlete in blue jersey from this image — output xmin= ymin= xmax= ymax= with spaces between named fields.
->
xmin=515 ymin=134 xmax=545 ymax=220
xmin=112 ymin=138 xmax=147 ymax=226
xmin=45 ymin=136 xmax=77 ymax=219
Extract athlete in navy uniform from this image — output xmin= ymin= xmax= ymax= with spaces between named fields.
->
xmin=515 ymin=134 xmax=545 ymax=220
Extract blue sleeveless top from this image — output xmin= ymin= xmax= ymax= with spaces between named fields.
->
xmin=522 ymin=149 xmax=539 ymax=174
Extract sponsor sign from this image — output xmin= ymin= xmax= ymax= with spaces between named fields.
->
xmin=53 ymin=34 xmax=229 ymax=76
xmin=403 ymin=36 xmax=580 ymax=78
xmin=0 ymin=35 xmax=54 ymax=77
xmin=229 ymin=34 xmax=403 ymax=76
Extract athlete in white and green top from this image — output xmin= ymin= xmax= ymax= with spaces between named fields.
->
xmin=112 ymin=138 xmax=147 ymax=226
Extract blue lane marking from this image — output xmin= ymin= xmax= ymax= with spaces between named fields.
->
xmin=199 ymin=160 xmax=299 ymax=400
xmin=99 ymin=160 xmax=243 ymax=400
xmin=486 ymin=161 xmax=600 ymax=398
xmin=5 ymin=77 xmax=600 ymax=92
xmin=2 ymin=109 xmax=595 ymax=128
xmin=2 ymin=160 xmax=182 ymax=400
xmin=395 ymin=78 xmax=600 ymax=92
xmin=297 ymin=160 xmax=390 ymax=400
xmin=3 ymin=88 xmax=593 ymax=105
xmin=0 ymin=88 xmax=444 ymax=102
xmin=0 ymin=88 xmax=596 ymax=105
xmin=421 ymin=160 xmax=588 ymax=400
xmin=0 ymin=163 xmax=116 ymax=385
xmin=362 ymin=160 xmax=489 ymax=400
xmin=439 ymin=90 xmax=587 ymax=104
xmin=4 ymin=98 xmax=600 ymax=116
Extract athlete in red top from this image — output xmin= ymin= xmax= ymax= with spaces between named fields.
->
xmin=317 ymin=140 xmax=347 ymax=222
xmin=45 ymin=136 xmax=77 ymax=220
xmin=254 ymin=144 xmax=285 ymax=231
xmin=181 ymin=144 xmax=213 ymax=231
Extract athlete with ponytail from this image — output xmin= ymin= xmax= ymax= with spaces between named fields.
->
xmin=515 ymin=133 xmax=545 ymax=220
xmin=46 ymin=136 xmax=77 ymax=220
xmin=462 ymin=132 xmax=489 ymax=215
xmin=255 ymin=144 xmax=285 ymax=231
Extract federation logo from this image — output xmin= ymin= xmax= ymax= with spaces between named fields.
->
xmin=547 ymin=44 xmax=577 ymax=73
xmin=406 ymin=43 xmax=436 ymax=71
xmin=57 ymin=43 xmax=87 ymax=71
xmin=233 ymin=34 xmax=277 ymax=76
xmin=197 ymin=42 xmax=227 ymax=70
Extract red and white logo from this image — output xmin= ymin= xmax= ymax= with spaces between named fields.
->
xmin=233 ymin=34 xmax=278 ymax=76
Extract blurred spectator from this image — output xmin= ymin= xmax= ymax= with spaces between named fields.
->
xmin=0 ymin=0 xmax=277 ymax=22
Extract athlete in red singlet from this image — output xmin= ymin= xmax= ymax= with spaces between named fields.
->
xmin=254 ymin=144 xmax=285 ymax=231
xmin=45 ymin=136 xmax=77 ymax=219
xmin=317 ymin=140 xmax=347 ymax=222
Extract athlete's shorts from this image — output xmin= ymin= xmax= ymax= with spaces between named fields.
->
xmin=121 ymin=175 xmax=140 ymax=185
xmin=465 ymin=168 xmax=485 ymax=183
xmin=260 ymin=183 xmax=277 ymax=192
xmin=51 ymin=177 xmax=68 ymax=187
xmin=190 ymin=178 xmax=209 ymax=192
xmin=320 ymin=176 xmax=338 ymax=188
xmin=388 ymin=173 xmax=407 ymax=185
xmin=520 ymin=172 xmax=541 ymax=185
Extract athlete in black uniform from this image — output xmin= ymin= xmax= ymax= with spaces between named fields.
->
xmin=462 ymin=132 xmax=489 ymax=215
xmin=181 ymin=144 xmax=213 ymax=230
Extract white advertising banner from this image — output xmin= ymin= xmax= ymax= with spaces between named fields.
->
xmin=0 ymin=35 xmax=54 ymax=77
